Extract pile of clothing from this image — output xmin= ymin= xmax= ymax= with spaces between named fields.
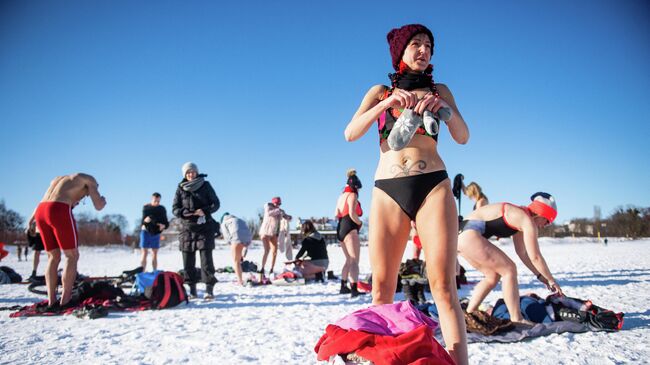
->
xmin=315 ymin=301 xmax=454 ymax=365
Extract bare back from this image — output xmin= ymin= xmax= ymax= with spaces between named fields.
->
xmin=41 ymin=173 xmax=105 ymax=210
xmin=335 ymin=192 xmax=355 ymax=216
xmin=466 ymin=203 xmax=531 ymax=232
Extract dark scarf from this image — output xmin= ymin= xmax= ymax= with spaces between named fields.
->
xmin=180 ymin=175 xmax=206 ymax=192
xmin=389 ymin=64 xmax=435 ymax=91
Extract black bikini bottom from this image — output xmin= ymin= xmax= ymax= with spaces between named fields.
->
xmin=374 ymin=170 xmax=449 ymax=221
xmin=337 ymin=215 xmax=360 ymax=241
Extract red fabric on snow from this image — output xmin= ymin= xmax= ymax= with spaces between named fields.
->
xmin=314 ymin=324 xmax=454 ymax=365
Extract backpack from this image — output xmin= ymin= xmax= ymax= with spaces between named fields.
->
xmin=549 ymin=295 xmax=624 ymax=331
xmin=145 ymin=272 xmax=188 ymax=309
xmin=133 ymin=271 xmax=162 ymax=295
xmin=0 ymin=266 xmax=23 ymax=283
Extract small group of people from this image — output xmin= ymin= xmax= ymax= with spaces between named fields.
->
xmin=23 ymin=22 xmax=566 ymax=364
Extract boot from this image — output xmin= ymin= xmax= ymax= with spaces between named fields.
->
xmin=339 ymin=280 xmax=351 ymax=294
xmin=188 ymin=283 xmax=198 ymax=299
xmin=327 ymin=270 xmax=338 ymax=281
xmin=314 ymin=272 xmax=325 ymax=283
xmin=204 ymin=284 xmax=214 ymax=300
xmin=350 ymin=282 xmax=366 ymax=298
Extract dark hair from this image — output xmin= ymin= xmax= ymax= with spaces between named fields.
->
xmin=152 ymin=192 xmax=161 ymax=198
xmin=301 ymin=220 xmax=316 ymax=236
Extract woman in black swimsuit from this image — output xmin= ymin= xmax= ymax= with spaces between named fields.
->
xmin=458 ymin=192 xmax=564 ymax=324
xmin=344 ymin=24 xmax=469 ymax=364
xmin=334 ymin=169 xmax=364 ymax=297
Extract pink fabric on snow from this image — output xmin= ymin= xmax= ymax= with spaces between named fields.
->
xmin=335 ymin=301 xmax=438 ymax=336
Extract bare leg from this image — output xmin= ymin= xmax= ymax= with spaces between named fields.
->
xmin=416 ymin=181 xmax=468 ymax=365
xmin=340 ymin=239 xmax=351 ymax=282
xmin=413 ymin=245 xmax=422 ymax=260
xmin=342 ymin=230 xmax=361 ymax=283
xmin=368 ymin=188 xmax=411 ymax=304
xmin=45 ymin=249 xmax=61 ymax=306
xmin=232 ymin=243 xmax=244 ymax=285
xmin=300 ymin=261 xmax=326 ymax=279
xmin=33 ymin=250 xmax=41 ymax=275
xmin=152 ymin=248 xmax=158 ymax=271
xmin=269 ymin=236 xmax=278 ymax=273
xmin=260 ymin=236 xmax=271 ymax=273
xmin=140 ymin=249 xmax=148 ymax=271
xmin=458 ymin=231 xmax=523 ymax=321
xmin=60 ymin=248 xmax=79 ymax=305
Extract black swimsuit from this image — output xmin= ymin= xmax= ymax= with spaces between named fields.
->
xmin=459 ymin=203 xmax=521 ymax=239
xmin=337 ymin=216 xmax=361 ymax=242
xmin=375 ymin=170 xmax=449 ymax=221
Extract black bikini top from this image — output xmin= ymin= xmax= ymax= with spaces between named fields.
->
xmin=482 ymin=203 xmax=521 ymax=239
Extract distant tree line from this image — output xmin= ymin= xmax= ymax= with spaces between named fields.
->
xmin=539 ymin=205 xmax=650 ymax=239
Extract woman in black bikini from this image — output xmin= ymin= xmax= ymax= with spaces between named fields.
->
xmin=345 ymin=24 xmax=469 ymax=364
xmin=334 ymin=169 xmax=364 ymax=297
xmin=458 ymin=192 xmax=563 ymax=324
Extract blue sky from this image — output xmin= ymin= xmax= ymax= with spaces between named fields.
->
xmin=1 ymin=0 xmax=649 ymax=231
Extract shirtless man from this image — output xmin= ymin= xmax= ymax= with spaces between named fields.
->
xmin=28 ymin=173 xmax=106 ymax=307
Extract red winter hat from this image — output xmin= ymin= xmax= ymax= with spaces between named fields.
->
xmin=387 ymin=24 xmax=434 ymax=71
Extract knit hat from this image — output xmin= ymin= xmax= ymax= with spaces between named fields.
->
xmin=528 ymin=192 xmax=557 ymax=223
xmin=182 ymin=162 xmax=198 ymax=176
xmin=347 ymin=174 xmax=362 ymax=190
xmin=387 ymin=24 xmax=434 ymax=71
xmin=272 ymin=197 xmax=282 ymax=205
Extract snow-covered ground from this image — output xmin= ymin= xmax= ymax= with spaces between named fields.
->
xmin=1 ymin=238 xmax=649 ymax=365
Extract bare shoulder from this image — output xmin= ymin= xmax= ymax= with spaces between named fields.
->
xmin=435 ymin=83 xmax=453 ymax=97
xmin=74 ymin=173 xmax=98 ymax=185
xmin=368 ymin=84 xmax=388 ymax=100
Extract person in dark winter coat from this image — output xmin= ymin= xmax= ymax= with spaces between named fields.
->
xmin=173 ymin=162 xmax=220 ymax=300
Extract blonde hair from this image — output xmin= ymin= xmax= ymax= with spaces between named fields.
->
xmin=465 ymin=182 xmax=486 ymax=201
xmin=346 ymin=168 xmax=357 ymax=178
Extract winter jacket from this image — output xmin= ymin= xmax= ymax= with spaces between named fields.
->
xmin=222 ymin=215 xmax=252 ymax=245
xmin=258 ymin=203 xmax=283 ymax=238
xmin=172 ymin=177 xmax=220 ymax=251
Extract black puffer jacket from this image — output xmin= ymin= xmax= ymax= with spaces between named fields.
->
xmin=172 ymin=175 xmax=220 ymax=251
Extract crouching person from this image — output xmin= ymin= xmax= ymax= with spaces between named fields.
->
xmin=221 ymin=212 xmax=252 ymax=286
xmin=173 ymin=162 xmax=220 ymax=300
xmin=293 ymin=220 xmax=329 ymax=282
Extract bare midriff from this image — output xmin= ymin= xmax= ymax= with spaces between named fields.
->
xmin=375 ymin=135 xmax=445 ymax=180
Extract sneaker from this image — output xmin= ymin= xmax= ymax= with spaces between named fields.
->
xmin=387 ymin=109 xmax=422 ymax=151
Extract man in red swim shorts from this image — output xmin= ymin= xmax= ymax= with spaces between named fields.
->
xmin=28 ymin=173 xmax=106 ymax=307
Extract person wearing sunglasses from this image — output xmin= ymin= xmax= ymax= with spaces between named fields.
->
xmin=457 ymin=192 xmax=563 ymax=325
